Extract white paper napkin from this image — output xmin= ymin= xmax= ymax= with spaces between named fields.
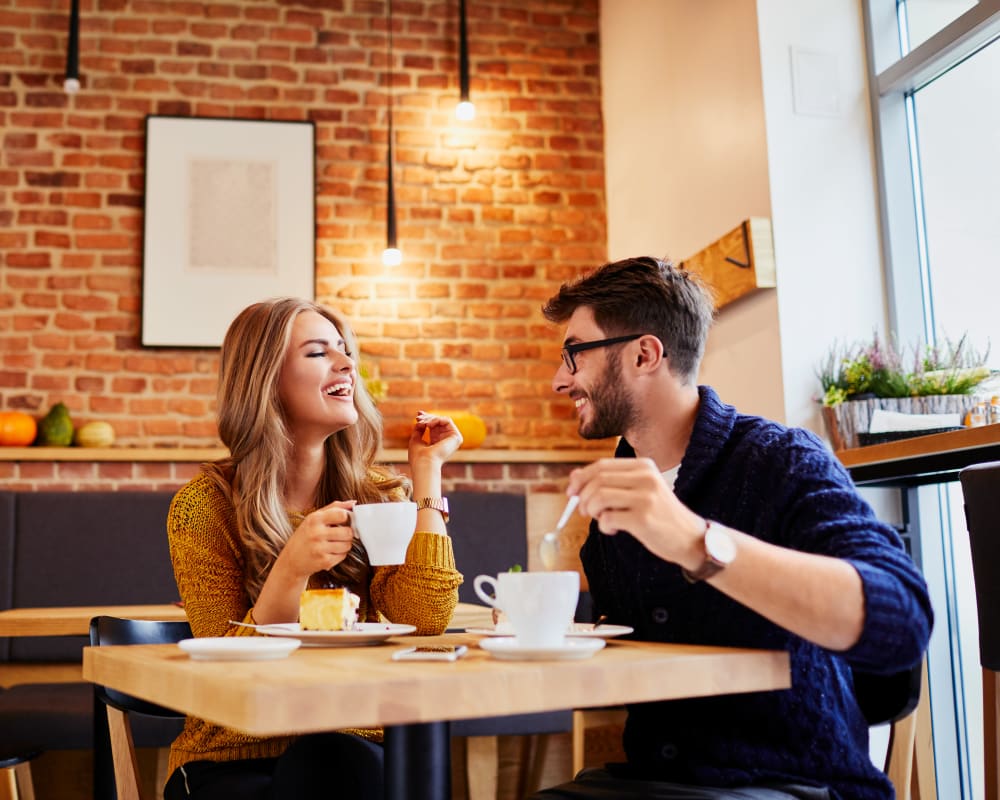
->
xmin=868 ymin=409 xmax=961 ymax=433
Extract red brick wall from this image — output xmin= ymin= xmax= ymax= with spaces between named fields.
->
xmin=0 ymin=0 xmax=607 ymax=452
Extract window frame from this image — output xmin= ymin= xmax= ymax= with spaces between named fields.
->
xmin=862 ymin=0 xmax=1000 ymax=343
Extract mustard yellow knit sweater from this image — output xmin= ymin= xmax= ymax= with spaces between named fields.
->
xmin=165 ymin=471 xmax=462 ymax=775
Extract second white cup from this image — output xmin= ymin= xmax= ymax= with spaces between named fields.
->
xmin=351 ymin=502 xmax=416 ymax=566
xmin=473 ymin=570 xmax=580 ymax=648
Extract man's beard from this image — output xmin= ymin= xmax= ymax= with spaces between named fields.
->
xmin=578 ymin=352 xmax=635 ymax=440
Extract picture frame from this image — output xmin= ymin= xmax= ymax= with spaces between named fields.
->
xmin=141 ymin=116 xmax=316 ymax=348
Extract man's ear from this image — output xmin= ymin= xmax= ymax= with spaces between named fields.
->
xmin=634 ymin=334 xmax=665 ymax=372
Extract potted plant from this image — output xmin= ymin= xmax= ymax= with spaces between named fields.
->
xmin=817 ymin=332 xmax=992 ymax=450
xmin=359 ymin=362 xmax=387 ymax=404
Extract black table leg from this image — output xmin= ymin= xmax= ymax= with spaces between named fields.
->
xmin=384 ymin=721 xmax=450 ymax=800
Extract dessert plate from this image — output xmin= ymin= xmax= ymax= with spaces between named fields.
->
xmin=255 ymin=622 xmax=417 ymax=647
xmin=466 ymin=623 xmax=633 ymax=639
xmin=479 ymin=636 xmax=605 ymax=662
xmin=178 ymin=637 xmax=300 ymax=661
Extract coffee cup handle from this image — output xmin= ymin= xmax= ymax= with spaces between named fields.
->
xmin=473 ymin=575 xmax=500 ymax=608
xmin=345 ymin=510 xmax=364 ymax=542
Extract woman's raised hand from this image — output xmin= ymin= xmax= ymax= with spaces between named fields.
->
xmin=409 ymin=410 xmax=463 ymax=466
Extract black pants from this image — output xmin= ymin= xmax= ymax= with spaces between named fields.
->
xmin=532 ymin=768 xmax=832 ymax=799
xmin=163 ymin=732 xmax=384 ymax=800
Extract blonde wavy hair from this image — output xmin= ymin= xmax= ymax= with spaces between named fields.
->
xmin=205 ymin=297 xmax=406 ymax=602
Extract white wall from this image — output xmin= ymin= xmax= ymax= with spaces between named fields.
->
xmin=601 ymin=0 xmax=890 ymax=437
xmin=600 ymin=0 xmax=784 ymax=422
xmin=756 ymin=0 xmax=889 ymax=435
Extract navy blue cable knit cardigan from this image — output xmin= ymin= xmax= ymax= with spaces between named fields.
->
xmin=581 ymin=386 xmax=933 ymax=799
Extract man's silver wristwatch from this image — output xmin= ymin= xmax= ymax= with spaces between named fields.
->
xmin=681 ymin=519 xmax=736 ymax=583
xmin=415 ymin=497 xmax=450 ymax=523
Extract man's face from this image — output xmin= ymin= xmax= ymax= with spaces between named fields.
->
xmin=553 ymin=307 xmax=637 ymax=440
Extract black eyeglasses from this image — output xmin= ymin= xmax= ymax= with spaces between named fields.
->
xmin=561 ymin=334 xmax=643 ymax=374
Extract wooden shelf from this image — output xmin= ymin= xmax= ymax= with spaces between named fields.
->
xmin=0 ymin=446 xmax=604 ymax=464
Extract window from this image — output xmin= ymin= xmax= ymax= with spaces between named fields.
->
xmin=902 ymin=0 xmax=981 ymax=54
xmin=864 ymin=2 xmax=1000 ymax=797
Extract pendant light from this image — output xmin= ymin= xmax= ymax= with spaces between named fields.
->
xmin=64 ymin=0 xmax=80 ymax=94
xmin=455 ymin=0 xmax=475 ymax=120
xmin=382 ymin=0 xmax=402 ymax=267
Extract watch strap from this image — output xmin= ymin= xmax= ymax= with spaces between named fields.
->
xmin=416 ymin=497 xmax=450 ymax=523
xmin=681 ymin=518 xmax=725 ymax=583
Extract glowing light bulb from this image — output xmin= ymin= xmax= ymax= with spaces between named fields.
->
xmin=382 ymin=247 xmax=402 ymax=267
xmin=64 ymin=77 xmax=80 ymax=94
xmin=456 ymin=100 xmax=475 ymax=121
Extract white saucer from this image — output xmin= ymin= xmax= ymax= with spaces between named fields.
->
xmin=466 ymin=623 xmax=633 ymax=640
xmin=255 ymin=622 xmax=417 ymax=647
xmin=479 ymin=636 xmax=606 ymax=661
xmin=178 ymin=637 xmax=301 ymax=661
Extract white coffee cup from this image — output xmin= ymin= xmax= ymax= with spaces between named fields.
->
xmin=351 ymin=502 xmax=417 ymax=566
xmin=473 ymin=571 xmax=580 ymax=648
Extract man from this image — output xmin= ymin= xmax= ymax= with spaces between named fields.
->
xmin=540 ymin=257 xmax=932 ymax=800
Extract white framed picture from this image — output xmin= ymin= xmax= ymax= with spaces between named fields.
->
xmin=141 ymin=116 xmax=315 ymax=347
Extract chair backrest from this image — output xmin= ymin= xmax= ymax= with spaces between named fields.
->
xmin=960 ymin=461 xmax=1000 ymax=800
xmin=89 ymin=616 xmax=192 ymax=715
xmin=959 ymin=461 xmax=1000 ymax=670
xmin=852 ymin=664 xmax=922 ymax=727
xmin=449 ymin=491 xmax=528 ymax=605
xmin=90 ymin=616 xmax=191 ymax=800
xmin=852 ymin=659 xmax=929 ymax=800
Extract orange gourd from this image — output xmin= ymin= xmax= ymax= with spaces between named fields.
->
xmin=422 ymin=410 xmax=488 ymax=449
xmin=0 ymin=411 xmax=38 ymax=447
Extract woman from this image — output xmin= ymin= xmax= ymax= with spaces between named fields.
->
xmin=164 ymin=297 xmax=463 ymax=799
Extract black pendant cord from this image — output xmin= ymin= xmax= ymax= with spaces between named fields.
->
xmin=64 ymin=0 xmax=80 ymax=93
xmin=386 ymin=135 xmax=397 ymax=248
xmin=385 ymin=0 xmax=398 ymax=251
xmin=459 ymin=0 xmax=469 ymax=102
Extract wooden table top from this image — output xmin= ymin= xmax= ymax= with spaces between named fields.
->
xmin=0 ymin=603 xmax=188 ymax=637
xmin=0 ymin=602 xmax=493 ymax=639
xmin=82 ymin=632 xmax=790 ymax=736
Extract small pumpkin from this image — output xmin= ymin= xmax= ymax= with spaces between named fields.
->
xmin=74 ymin=420 xmax=116 ymax=448
xmin=0 ymin=411 xmax=38 ymax=447
xmin=424 ymin=410 xmax=488 ymax=450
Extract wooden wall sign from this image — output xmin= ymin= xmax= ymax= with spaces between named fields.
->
xmin=679 ymin=217 xmax=775 ymax=310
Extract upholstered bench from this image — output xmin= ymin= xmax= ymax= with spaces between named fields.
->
xmin=0 ymin=490 xmax=183 ymax=799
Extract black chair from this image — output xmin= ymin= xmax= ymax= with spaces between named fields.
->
xmin=960 ymin=461 xmax=1000 ymax=800
xmin=854 ymin=662 xmax=927 ymax=798
xmin=0 ymin=723 xmax=40 ymax=800
xmin=89 ymin=616 xmax=192 ymax=800
xmin=448 ymin=491 xmax=576 ymax=798
xmin=0 ymin=681 xmax=93 ymax=798
xmin=528 ymin=662 xmax=925 ymax=799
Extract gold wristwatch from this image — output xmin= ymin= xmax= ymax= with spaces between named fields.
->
xmin=416 ymin=497 xmax=450 ymax=523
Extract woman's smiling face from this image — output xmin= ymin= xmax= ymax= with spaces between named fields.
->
xmin=278 ymin=310 xmax=358 ymax=442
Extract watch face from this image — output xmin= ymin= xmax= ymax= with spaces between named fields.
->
xmin=705 ymin=523 xmax=737 ymax=565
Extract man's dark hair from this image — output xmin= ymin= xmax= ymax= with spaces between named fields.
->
xmin=542 ymin=256 xmax=715 ymax=383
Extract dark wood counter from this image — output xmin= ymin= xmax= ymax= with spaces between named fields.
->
xmin=837 ymin=425 xmax=1000 ymax=487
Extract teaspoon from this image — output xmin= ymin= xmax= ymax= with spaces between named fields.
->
xmin=539 ymin=495 xmax=579 ymax=570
